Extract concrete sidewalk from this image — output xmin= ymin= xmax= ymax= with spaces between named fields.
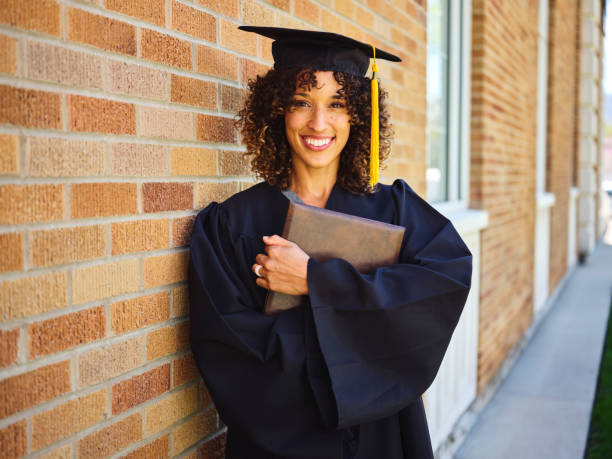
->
xmin=454 ymin=235 xmax=612 ymax=459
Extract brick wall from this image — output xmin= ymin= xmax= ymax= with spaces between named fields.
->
xmin=547 ymin=0 xmax=579 ymax=292
xmin=0 ymin=0 xmax=422 ymax=457
xmin=470 ymin=0 xmax=540 ymax=392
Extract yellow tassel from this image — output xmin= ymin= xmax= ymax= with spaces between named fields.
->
xmin=370 ymin=45 xmax=379 ymax=187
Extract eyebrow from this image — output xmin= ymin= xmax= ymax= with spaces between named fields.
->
xmin=294 ymin=92 xmax=345 ymax=99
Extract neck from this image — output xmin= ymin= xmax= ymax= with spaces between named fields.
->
xmin=289 ymin=162 xmax=338 ymax=207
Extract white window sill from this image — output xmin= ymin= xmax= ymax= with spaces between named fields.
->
xmin=432 ymin=202 xmax=489 ymax=235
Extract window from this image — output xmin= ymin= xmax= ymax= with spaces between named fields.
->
xmin=427 ymin=0 xmax=470 ymax=206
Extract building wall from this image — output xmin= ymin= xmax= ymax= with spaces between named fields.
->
xmin=0 ymin=0 xmax=423 ymax=457
xmin=470 ymin=0 xmax=539 ymax=392
xmin=547 ymin=0 xmax=579 ymax=292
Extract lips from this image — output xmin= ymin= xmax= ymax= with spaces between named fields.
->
xmin=301 ymin=135 xmax=335 ymax=151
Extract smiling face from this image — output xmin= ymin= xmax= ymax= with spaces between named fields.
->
xmin=284 ymin=71 xmax=351 ymax=176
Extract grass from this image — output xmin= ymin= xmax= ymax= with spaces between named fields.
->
xmin=585 ymin=296 xmax=612 ymax=458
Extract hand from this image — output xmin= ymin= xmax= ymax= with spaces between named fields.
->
xmin=252 ymin=235 xmax=310 ymax=301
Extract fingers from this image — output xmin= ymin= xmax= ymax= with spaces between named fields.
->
xmin=263 ymin=234 xmax=293 ymax=246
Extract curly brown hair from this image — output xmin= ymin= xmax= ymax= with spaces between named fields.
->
xmin=236 ymin=67 xmax=392 ymax=194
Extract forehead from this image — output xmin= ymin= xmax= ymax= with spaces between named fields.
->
xmin=295 ymin=70 xmax=342 ymax=94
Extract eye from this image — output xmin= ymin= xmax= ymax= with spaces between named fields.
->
xmin=330 ymin=101 xmax=346 ymax=109
xmin=291 ymin=99 xmax=309 ymax=108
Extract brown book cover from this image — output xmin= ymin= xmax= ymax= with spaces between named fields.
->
xmin=264 ymin=201 xmax=406 ymax=315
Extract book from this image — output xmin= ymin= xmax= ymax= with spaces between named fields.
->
xmin=264 ymin=201 xmax=406 ymax=315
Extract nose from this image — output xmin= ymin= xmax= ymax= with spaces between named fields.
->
xmin=307 ymin=105 xmax=329 ymax=132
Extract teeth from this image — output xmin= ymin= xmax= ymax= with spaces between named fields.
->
xmin=304 ymin=137 xmax=332 ymax=147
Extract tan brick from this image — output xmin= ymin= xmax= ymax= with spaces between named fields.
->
xmin=107 ymin=0 xmax=165 ymax=26
xmin=171 ymin=408 xmax=217 ymax=456
xmin=0 ymin=328 xmax=19 ymax=368
xmin=27 ymin=137 xmax=104 ymax=177
xmin=139 ymin=106 xmax=194 ymax=140
xmin=171 ymin=74 xmax=217 ymax=109
xmin=141 ymin=29 xmax=191 ymax=70
xmin=262 ymin=0 xmax=289 ymax=11
xmin=173 ymin=353 xmax=199 ymax=387
xmin=335 ymin=0 xmax=354 ymax=18
xmin=0 ymin=184 xmax=64 ymax=224
xmin=68 ymin=95 xmax=136 ymax=134
xmin=143 ymin=251 xmax=189 ymax=288
xmin=195 ymin=182 xmax=238 ymax=208
xmin=0 ymin=35 xmax=17 ymax=74
xmin=30 ymin=225 xmax=105 ymax=268
xmin=144 ymin=384 xmax=198 ymax=435
xmin=0 ymin=85 xmax=62 ymax=129
xmin=0 ymin=232 xmax=23 ymax=273
xmin=0 ymin=421 xmax=27 ymax=457
xmin=122 ymin=435 xmax=169 ymax=459
xmin=172 ymin=1 xmax=216 ymax=42
xmin=219 ymin=150 xmax=250 ymax=176
xmin=71 ymin=183 xmax=138 ymax=219
xmin=0 ymin=134 xmax=18 ymax=174
xmin=73 ymin=259 xmax=140 ymax=305
xmin=172 ymin=216 xmax=196 ymax=247
xmin=171 ymin=147 xmax=217 ymax=176
xmin=107 ymin=60 xmax=168 ymax=100
xmin=67 ymin=7 xmax=136 ymax=55
xmin=0 ymin=272 xmax=66 ymax=323
xmin=111 ymin=291 xmax=170 ymax=334
xmin=199 ymin=379 xmax=212 ymax=407
xmin=0 ymin=0 xmax=60 ymax=36
xmin=112 ymin=363 xmax=170 ymax=414
xmin=241 ymin=0 xmax=275 ymax=27
xmin=0 ymin=361 xmax=70 ymax=419
xmin=220 ymin=85 xmax=246 ymax=113
xmin=196 ymin=46 xmax=238 ymax=81
xmin=241 ymin=58 xmax=270 ymax=85
xmin=294 ymin=0 xmax=319 ymax=25
xmin=260 ymin=36 xmax=274 ymax=62
xmin=78 ymin=336 xmax=142 ymax=387
xmin=197 ymin=432 xmax=226 ymax=459
xmin=142 ymin=182 xmax=193 ymax=213
xmin=110 ymin=143 xmax=168 ymax=176
xmin=172 ymin=285 xmax=189 ymax=317
xmin=25 ymin=41 xmax=103 ymax=89
xmin=39 ymin=444 xmax=72 ymax=459
xmin=220 ymin=19 xmax=257 ymax=56
xmin=32 ymin=389 xmax=106 ymax=450
xmin=78 ymin=412 xmax=142 ymax=459
xmin=197 ymin=0 xmax=238 ymax=17
xmin=196 ymin=115 xmax=237 ymax=143
xmin=146 ymin=321 xmax=189 ymax=361
xmin=29 ymin=306 xmax=105 ymax=358
xmin=112 ymin=219 xmax=169 ymax=255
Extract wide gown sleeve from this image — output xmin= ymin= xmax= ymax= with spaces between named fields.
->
xmin=305 ymin=180 xmax=473 ymax=428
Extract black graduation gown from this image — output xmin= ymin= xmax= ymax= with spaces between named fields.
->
xmin=188 ymin=178 xmax=473 ymax=459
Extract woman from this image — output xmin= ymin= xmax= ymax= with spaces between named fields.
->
xmin=188 ymin=26 xmax=473 ymax=459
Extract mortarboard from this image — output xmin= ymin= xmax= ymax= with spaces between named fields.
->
xmin=238 ymin=26 xmax=402 ymax=186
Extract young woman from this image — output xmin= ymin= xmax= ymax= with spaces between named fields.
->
xmin=188 ymin=26 xmax=473 ymax=459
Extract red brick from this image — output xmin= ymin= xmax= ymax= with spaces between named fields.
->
xmin=0 ymin=232 xmax=23 ymax=273
xmin=220 ymin=85 xmax=246 ymax=113
xmin=30 ymin=225 xmax=106 ymax=267
xmin=0 ymin=421 xmax=27 ymax=458
xmin=0 ymin=0 xmax=60 ymax=36
xmin=112 ymin=364 xmax=170 ymax=414
xmin=196 ymin=46 xmax=238 ymax=81
xmin=111 ymin=291 xmax=170 ymax=334
xmin=220 ymin=19 xmax=257 ymax=56
xmin=142 ymin=182 xmax=193 ymax=213
xmin=71 ymin=183 xmax=138 ymax=218
xmin=0 ymin=361 xmax=70 ymax=419
xmin=0 ymin=35 xmax=17 ymax=74
xmin=219 ymin=150 xmax=250 ymax=176
xmin=78 ymin=413 xmax=142 ymax=458
xmin=171 ymin=74 xmax=217 ymax=109
xmin=110 ymin=143 xmax=169 ymax=176
xmin=173 ymin=353 xmax=199 ymax=387
xmin=0 ymin=328 xmax=19 ymax=368
xmin=263 ymin=0 xmax=290 ymax=11
xmin=172 ymin=1 xmax=216 ymax=42
xmin=122 ymin=435 xmax=169 ymax=459
xmin=0 ymin=184 xmax=64 ymax=224
xmin=172 ymin=285 xmax=189 ymax=317
xmin=106 ymin=0 xmax=165 ymax=26
xmin=0 ymin=85 xmax=61 ymax=129
xmin=172 ymin=216 xmax=196 ymax=247
xmin=196 ymin=115 xmax=237 ymax=143
xmin=67 ymin=7 xmax=136 ymax=55
xmin=68 ymin=95 xmax=136 ymax=134
xmin=111 ymin=219 xmax=169 ymax=255
xmin=241 ymin=58 xmax=271 ymax=85
xmin=29 ymin=306 xmax=105 ymax=358
xmin=197 ymin=432 xmax=226 ymax=459
xmin=199 ymin=379 xmax=212 ymax=407
xmin=196 ymin=0 xmax=238 ymax=18
xmin=294 ymin=0 xmax=320 ymax=25
xmin=141 ymin=29 xmax=191 ymax=70
xmin=171 ymin=408 xmax=218 ymax=455
xmin=0 ymin=134 xmax=18 ymax=174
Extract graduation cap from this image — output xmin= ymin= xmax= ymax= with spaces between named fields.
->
xmin=238 ymin=26 xmax=402 ymax=186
